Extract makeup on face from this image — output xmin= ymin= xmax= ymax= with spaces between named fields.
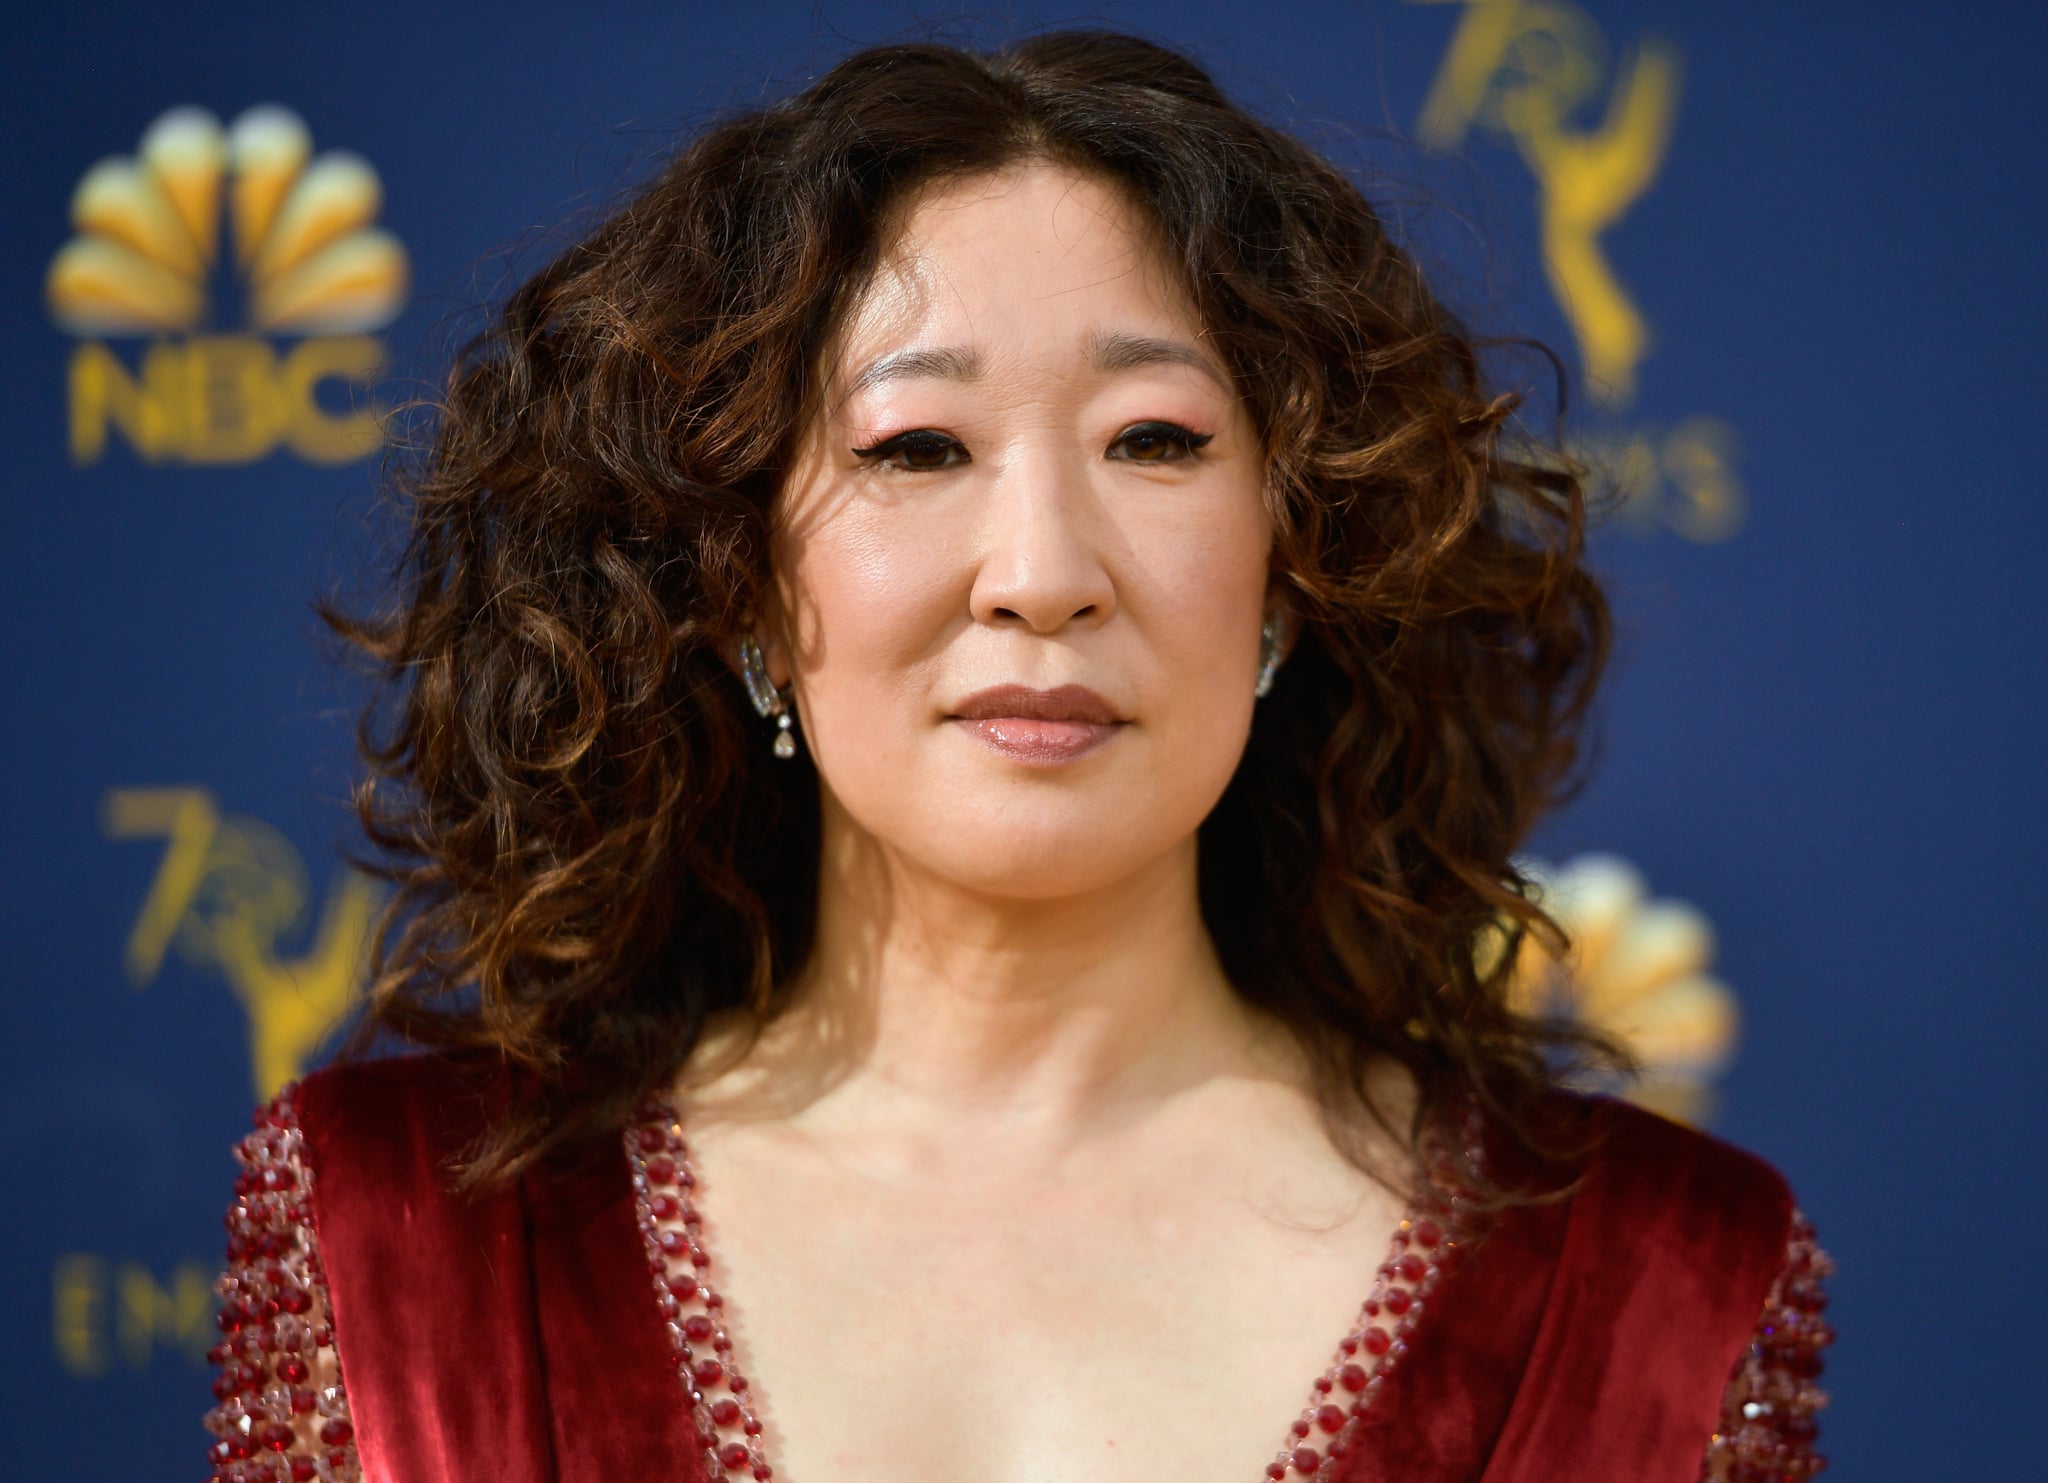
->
xmin=946 ymin=684 xmax=1128 ymax=766
xmin=767 ymin=163 xmax=1275 ymax=899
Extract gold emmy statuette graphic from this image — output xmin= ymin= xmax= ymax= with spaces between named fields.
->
xmin=1418 ymin=0 xmax=1679 ymax=407
xmin=102 ymin=787 xmax=381 ymax=1099
xmin=48 ymin=105 xmax=408 ymax=466
xmin=1494 ymin=853 xmax=1740 ymax=1126
xmin=1416 ymin=1 xmax=1745 ymax=542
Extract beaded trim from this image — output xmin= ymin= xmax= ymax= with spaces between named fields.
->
xmin=205 ymin=1084 xmax=361 ymax=1483
xmin=198 ymin=1093 xmax=1822 ymax=1483
xmin=625 ymin=1104 xmax=772 ymax=1481
xmin=625 ymin=1099 xmax=1473 ymax=1483
xmin=1262 ymin=1206 xmax=1466 ymax=1478
xmin=1701 ymin=1210 xmax=1835 ymax=1482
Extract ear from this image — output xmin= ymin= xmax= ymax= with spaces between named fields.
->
xmin=761 ymin=631 xmax=793 ymax=690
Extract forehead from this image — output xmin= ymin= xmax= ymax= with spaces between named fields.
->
xmin=826 ymin=162 xmax=1206 ymax=383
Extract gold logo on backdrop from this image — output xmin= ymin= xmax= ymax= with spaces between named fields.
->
xmin=1417 ymin=1 xmax=1744 ymax=541
xmin=47 ymin=106 xmax=408 ymax=466
xmin=1482 ymin=853 xmax=1740 ymax=1127
xmin=53 ymin=1253 xmax=214 ymax=1375
xmin=102 ymin=788 xmax=381 ymax=1099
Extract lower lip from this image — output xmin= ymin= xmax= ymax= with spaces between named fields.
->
xmin=952 ymin=717 xmax=1121 ymax=764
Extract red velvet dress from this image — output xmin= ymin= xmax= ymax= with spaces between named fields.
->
xmin=204 ymin=1054 xmax=1833 ymax=1483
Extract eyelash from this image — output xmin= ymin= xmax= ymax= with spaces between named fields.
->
xmin=851 ymin=421 xmax=1214 ymax=471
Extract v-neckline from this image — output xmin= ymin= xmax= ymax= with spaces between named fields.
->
xmin=621 ymin=1097 xmax=1470 ymax=1483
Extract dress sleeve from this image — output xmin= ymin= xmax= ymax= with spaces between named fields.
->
xmin=1699 ymin=1209 xmax=1835 ymax=1481
xmin=204 ymin=1084 xmax=363 ymax=1483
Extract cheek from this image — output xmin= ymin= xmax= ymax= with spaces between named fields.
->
xmin=1120 ymin=491 xmax=1274 ymax=682
xmin=1145 ymin=565 xmax=1270 ymax=779
xmin=776 ymin=507 xmax=962 ymax=742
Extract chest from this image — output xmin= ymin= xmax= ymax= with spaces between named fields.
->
xmin=637 ymin=1118 xmax=1427 ymax=1483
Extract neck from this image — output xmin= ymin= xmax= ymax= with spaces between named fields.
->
xmin=686 ymin=792 xmax=1290 ymax=1160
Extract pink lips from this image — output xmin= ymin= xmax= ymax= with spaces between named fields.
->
xmin=948 ymin=684 xmax=1126 ymax=764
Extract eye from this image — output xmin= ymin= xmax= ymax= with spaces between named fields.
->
xmin=851 ymin=429 xmax=968 ymax=471
xmin=1108 ymin=421 xmax=1213 ymax=464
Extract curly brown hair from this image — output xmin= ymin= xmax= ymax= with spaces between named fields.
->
xmin=328 ymin=29 xmax=1619 ymax=1196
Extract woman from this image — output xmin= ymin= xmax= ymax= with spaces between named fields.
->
xmin=205 ymin=31 xmax=1831 ymax=1483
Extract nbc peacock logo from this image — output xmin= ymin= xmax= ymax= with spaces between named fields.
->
xmin=46 ymin=105 xmax=408 ymax=466
xmin=1493 ymin=853 xmax=1741 ymax=1127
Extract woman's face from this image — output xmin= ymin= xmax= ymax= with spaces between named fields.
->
xmin=768 ymin=161 xmax=1277 ymax=900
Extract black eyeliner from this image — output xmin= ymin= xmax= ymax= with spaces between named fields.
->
xmin=851 ymin=430 xmax=957 ymax=459
xmin=1127 ymin=420 xmax=1212 ymax=445
xmin=1114 ymin=421 xmax=1214 ymax=458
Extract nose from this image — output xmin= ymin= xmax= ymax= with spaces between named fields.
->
xmin=966 ymin=454 xmax=1118 ymax=634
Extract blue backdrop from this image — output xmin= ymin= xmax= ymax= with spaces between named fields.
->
xmin=5 ymin=2 xmax=2042 ymax=1475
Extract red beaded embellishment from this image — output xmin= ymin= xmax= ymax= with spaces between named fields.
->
xmin=626 ymin=1107 xmax=773 ymax=1481
xmin=200 ymin=1087 xmax=1825 ymax=1483
xmin=203 ymin=1090 xmax=1827 ymax=1483
xmin=628 ymin=1099 xmax=1477 ymax=1483
xmin=204 ymin=1084 xmax=360 ymax=1483
xmin=1701 ymin=1211 xmax=1835 ymax=1482
xmin=1258 ymin=1204 xmax=1467 ymax=1479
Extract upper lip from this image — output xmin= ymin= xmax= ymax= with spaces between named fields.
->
xmin=950 ymin=684 xmax=1125 ymax=724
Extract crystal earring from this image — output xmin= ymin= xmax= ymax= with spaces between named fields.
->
xmin=738 ymin=636 xmax=797 ymax=759
xmin=1254 ymin=611 xmax=1289 ymax=699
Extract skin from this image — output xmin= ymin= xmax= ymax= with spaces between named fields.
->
xmin=675 ymin=162 xmax=1416 ymax=1483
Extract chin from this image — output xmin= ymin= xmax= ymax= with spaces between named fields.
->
xmin=825 ymin=748 xmax=1233 ymax=899
xmin=908 ymin=795 xmax=1195 ymax=900
xmin=935 ymin=846 xmax=1162 ymax=901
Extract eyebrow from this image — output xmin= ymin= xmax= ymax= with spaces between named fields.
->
xmin=1084 ymin=330 xmax=1232 ymax=392
xmin=842 ymin=346 xmax=984 ymax=399
xmin=838 ymin=331 xmax=1232 ymax=401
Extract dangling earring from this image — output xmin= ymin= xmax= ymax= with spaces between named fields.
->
xmin=1254 ymin=611 xmax=1290 ymax=699
xmin=738 ymin=636 xmax=798 ymax=759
